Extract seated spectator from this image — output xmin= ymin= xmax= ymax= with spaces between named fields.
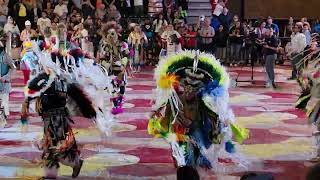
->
xmin=53 ymin=0 xmax=68 ymax=20
xmin=177 ymin=0 xmax=188 ymax=10
xmin=266 ymin=16 xmax=279 ymax=37
xmin=184 ymin=25 xmax=197 ymax=50
xmin=177 ymin=6 xmax=187 ymax=21
xmin=0 ymin=0 xmax=8 ymax=27
xmin=215 ymin=24 xmax=228 ymax=62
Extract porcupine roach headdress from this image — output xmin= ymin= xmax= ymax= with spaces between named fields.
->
xmin=148 ymin=50 xmax=249 ymax=147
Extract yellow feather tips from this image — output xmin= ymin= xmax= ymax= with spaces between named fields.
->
xmin=147 ymin=117 xmax=164 ymax=138
xmin=230 ymin=123 xmax=250 ymax=144
xmin=23 ymin=41 xmax=33 ymax=48
xmin=158 ymin=74 xmax=178 ymax=89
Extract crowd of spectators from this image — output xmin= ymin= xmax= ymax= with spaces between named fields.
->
xmin=1 ymin=0 xmax=319 ymax=72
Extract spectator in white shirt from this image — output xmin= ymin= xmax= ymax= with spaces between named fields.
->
xmin=37 ymin=11 xmax=51 ymax=35
xmin=53 ymin=0 xmax=68 ymax=20
xmin=287 ymin=23 xmax=307 ymax=80
xmin=153 ymin=14 xmax=168 ymax=34
xmin=161 ymin=24 xmax=182 ymax=56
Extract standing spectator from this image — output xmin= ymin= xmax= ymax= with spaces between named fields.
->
xmin=0 ymin=0 xmax=8 ymax=27
xmin=287 ymin=23 xmax=307 ymax=80
xmin=82 ymin=0 xmax=95 ymax=19
xmin=184 ymin=25 xmax=197 ymax=50
xmin=37 ymin=11 xmax=51 ymax=36
xmin=266 ymin=16 xmax=279 ymax=37
xmin=165 ymin=8 xmax=174 ymax=24
xmin=95 ymin=3 xmax=106 ymax=20
xmin=229 ymin=21 xmax=244 ymax=66
xmin=177 ymin=0 xmax=188 ymax=10
xmin=153 ymin=14 xmax=168 ymax=35
xmin=134 ymin=0 xmax=144 ymax=17
xmin=4 ymin=16 xmax=20 ymax=35
xmin=303 ymin=22 xmax=312 ymax=46
xmin=199 ymin=18 xmax=215 ymax=53
xmin=263 ymin=27 xmax=279 ymax=88
xmin=14 ymin=0 xmax=28 ymax=31
xmin=219 ymin=7 xmax=232 ymax=30
xmin=161 ymin=24 xmax=182 ymax=56
xmin=215 ymin=24 xmax=228 ymax=62
xmin=284 ymin=17 xmax=294 ymax=37
xmin=4 ymin=16 xmax=21 ymax=61
xmin=230 ymin=15 xmax=239 ymax=30
xmin=53 ymin=0 xmax=68 ymax=20
xmin=20 ymin=20 xmax=37 ymax=42
xmin=106 ymin=5 xmax=121 ymax=21
xmin=43 ymin=1 xmax=54 ymax=19
xmin=313 ymin=19 xmax=320 ymax=34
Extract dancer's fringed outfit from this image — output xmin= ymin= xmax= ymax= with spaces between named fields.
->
xmin=19 ymin=44 xmax=112 ymax=178
xmin=148 ymin=51 xmax=249 ymax=177
xmin=295 ymin=42 xmax=320 ymax=162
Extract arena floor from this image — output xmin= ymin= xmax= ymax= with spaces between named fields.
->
xmin=0 ymin=65 xmax=315 ymax=180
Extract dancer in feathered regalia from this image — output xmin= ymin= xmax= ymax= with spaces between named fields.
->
xmin=148 ymin=51 xmax=249 ymax=178
xmin=19 ymin=44 xmax=112 ymax=178
xmin=295 ymin=40 xmax=320 ymax=162
xmin=98 ymin=21 xmax=129 ymax=114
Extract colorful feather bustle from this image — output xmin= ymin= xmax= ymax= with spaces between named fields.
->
xmin=149 ymin=50 xmax=250 ymax=173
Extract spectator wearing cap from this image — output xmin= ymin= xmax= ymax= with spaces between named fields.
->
xmin=53 ymin=0 xmax=68 ymax=20
xmin=20 ymin=20 xmax=37 ymax=42
xmin=266 ymin=16 xmax=279 ymax=37
xmin=287 ymin=23 xmax=307 ymax=80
